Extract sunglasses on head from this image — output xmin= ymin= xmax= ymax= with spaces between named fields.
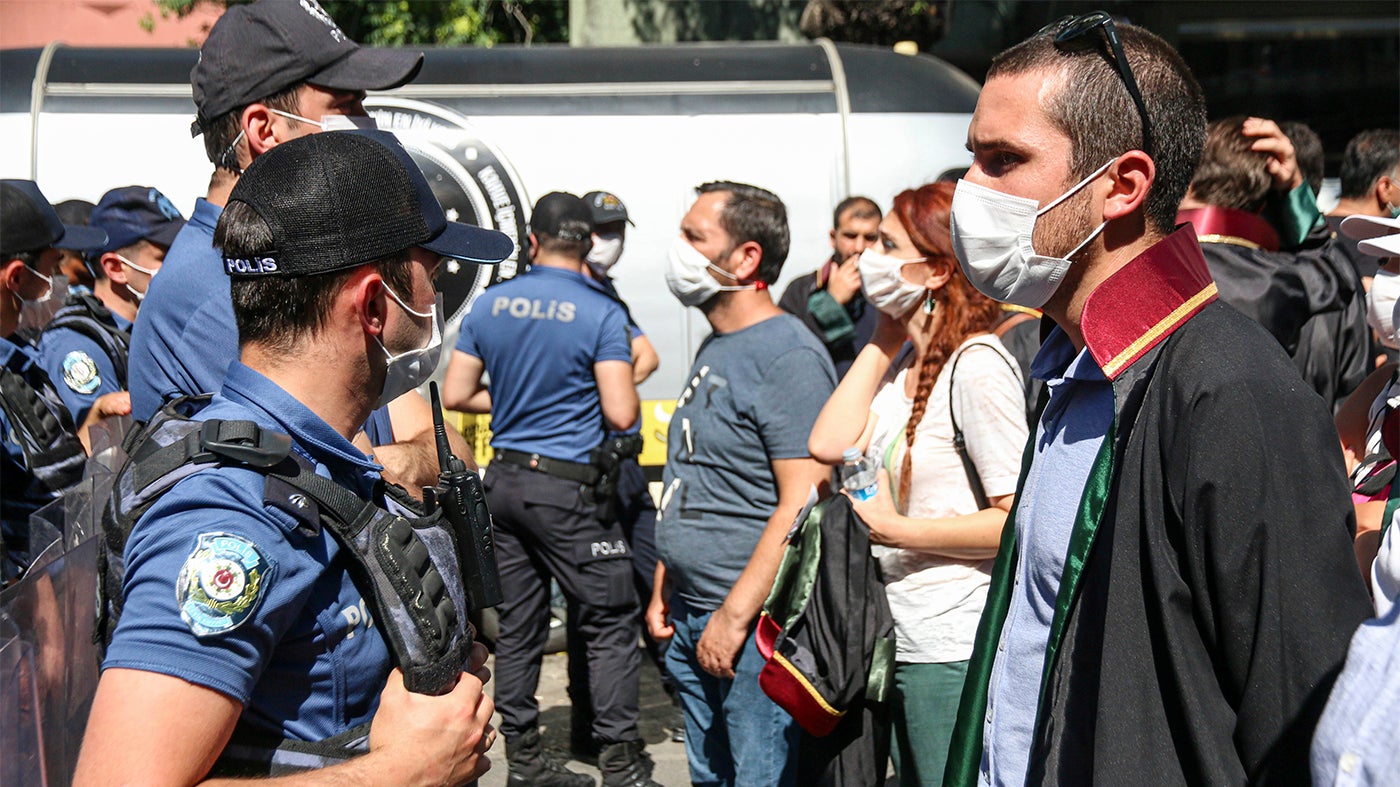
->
xmin=1039 ymin=10 xmax=1154 ymax=156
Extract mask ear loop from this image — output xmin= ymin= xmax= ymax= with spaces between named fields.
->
xmin=1035 ymin=158 xmax=1118 ymax=218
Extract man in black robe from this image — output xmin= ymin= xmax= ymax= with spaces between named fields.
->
xmin=943 ymin=14 xmax=1372 ymax=786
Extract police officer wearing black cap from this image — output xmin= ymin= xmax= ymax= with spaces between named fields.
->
xmin=37 ymin=186 xmax=185 ymax=424
xmin=443 ymin=193 xmax=658 ymax=787
xmin=77 ymin=130 xmax=511 ymax=785
xmin=0 ymin=179 xmax=110 ymax=580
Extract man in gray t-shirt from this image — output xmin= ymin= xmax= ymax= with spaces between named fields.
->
xmin=647 ymin=181 xmax=835 ymax=787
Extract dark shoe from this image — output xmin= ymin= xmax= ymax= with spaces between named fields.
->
xmin=598 ymin=739 xmax=660 ymax=787
xmin=664 ymin=704 xmax=685 ymax=743
xmin=507 ymin=727 xmax=596 ymax=787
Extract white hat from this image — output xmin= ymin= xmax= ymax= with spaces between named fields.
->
xmin=1340 ymin=214 xmax=1400 ymax=257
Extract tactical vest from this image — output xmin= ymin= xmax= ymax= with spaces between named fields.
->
xmin=0 ymin=361 xmax=86 ymax=517
xmin=96 ymin=398 xmax=478 ymax=774
xmin=46 ymin=294 xmax=131 ymax=386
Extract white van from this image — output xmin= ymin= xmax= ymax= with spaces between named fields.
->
xmin=1 ymin=40 xmax=978 ymax=466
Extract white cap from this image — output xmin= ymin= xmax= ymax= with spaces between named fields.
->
xmin=1340 ymin=214 xmax=1400 ymax=257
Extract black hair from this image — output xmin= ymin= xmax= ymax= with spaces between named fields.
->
xmin=202 ymin=82 xmax=305 ymax=174
xmin=832 ymin=196 xmax=880 ymax=228
xmin=1279 ymin=121 xmax=1324 ymax=196
xmin=215 ymin=200 xmax=414 ymax=352
xmin=1339 ymin=129 xmax=1400 ymax=200
xmin=696 ymin=181 xmax=790 ymax=284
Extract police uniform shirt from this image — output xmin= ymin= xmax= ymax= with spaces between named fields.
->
xmin=457 ymin=266 xmax=632 ymax=464
xmin=104 ymin=361 xmax=391 ymax=742
xmin=37 ymin=310 xmax=132 ymax=424
xmin=127 ymin=198 xmax=235 ymax=422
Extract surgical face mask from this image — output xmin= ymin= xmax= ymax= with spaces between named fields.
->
xmin=665 ymin=236 xmax=757 ymax=307
xmin=949 ymin=159 xmax=1116 ymax=309
xmin=375 ymin=286 xmax=444 ymax=409
xmin=1369 ymin=268 xmax=1400 ymax=350
xmin=269 ymin=108 xmax=378 ymax=133
xmin=15 ymin=264 xmax=65 ymax=339
xmin=586 ymin=232 xmax=624 ymax=276
xmin=116 ymin=254 xmax=159 ymax=302
xmin=858 ymin=248 xmax=928 ymax=317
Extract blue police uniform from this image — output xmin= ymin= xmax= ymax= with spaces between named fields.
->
xmin=456 ymin=264 xmax=643 ymax=746
xmin=37 ymin=310 xmax=131 ymax=424
xmin=0 ymin=334 xmax=83 ymax=577
xmin=128 ymin=198 xmax=232 ymax=422
xmin=104 ymin=362 xmax=391 ymax=742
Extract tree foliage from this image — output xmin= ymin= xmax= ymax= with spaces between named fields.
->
xmin=152 ymin=0 xmax=569 ymax=46
xmin=799 ymin=0 xmax=949 ymax=50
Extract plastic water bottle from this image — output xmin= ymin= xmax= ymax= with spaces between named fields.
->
xmin=840 ymin=447 xmax=879 ymax=501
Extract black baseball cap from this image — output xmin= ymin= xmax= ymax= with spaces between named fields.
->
xmin=530 ymin=193 xmax=594 ymax=242
xmin=191 ymin=0 xmax=423 ymax=135
xmin=90 ymin=186 xmax=187 ymax=252
xmin=0 ymin=179 xmax=108 ymax=254
xmin=583 ymin=191 xmax=634 ymax=227
xmin=222 ymin=130 xmax=514 ymax=278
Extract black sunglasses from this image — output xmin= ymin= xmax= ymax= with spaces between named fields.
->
xmin=1040 ymin=11 xmax=1154 ymax=156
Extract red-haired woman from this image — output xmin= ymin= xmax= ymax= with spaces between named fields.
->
xmin=809 ymin=181 xmax=1028 ymax=786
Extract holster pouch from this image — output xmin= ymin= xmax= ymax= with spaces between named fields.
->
xmin=588 ymin=434 xmax=644 ymax=524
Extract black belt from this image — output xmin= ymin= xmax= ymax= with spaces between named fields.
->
xmin=493 ymin=448 xmax=599 ymax=485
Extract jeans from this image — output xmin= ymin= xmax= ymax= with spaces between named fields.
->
xmin=664 ymin=595 xmax=799 ymax=787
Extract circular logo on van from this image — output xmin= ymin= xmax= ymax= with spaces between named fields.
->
xmin=366 ymin=98 xmax=530 ymax=326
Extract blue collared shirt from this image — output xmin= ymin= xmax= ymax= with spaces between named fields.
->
xmin=982 ymin=326 xmax=1115 ymax=786
xmin=104 ymin=362 xmax=392 ymax=741
xmin=127 ymin=198 xmax=233 ymax=421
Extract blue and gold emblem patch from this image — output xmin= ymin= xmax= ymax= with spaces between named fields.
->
xmin=61 ymin=350 xmax=101 ymax=394
xmin=176 ymin=532 xmax=274 ymax=637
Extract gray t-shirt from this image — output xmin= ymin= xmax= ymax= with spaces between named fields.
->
xmin=657 ymin=314 xmax=836 ymax=610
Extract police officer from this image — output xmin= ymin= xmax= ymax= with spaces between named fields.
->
xmin=443 ymin=192 xmax=657 ymax=787
xmin=75 ymin=130 xmax=512 ymax=783
xmin=37 ymin=186 xmax=185 ymax=424
xmin=0 ymin=179 xmax=110 ymax=580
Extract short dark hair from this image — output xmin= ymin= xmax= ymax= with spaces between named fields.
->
xmin=536 ymin=232 xmax=592 ymax=260
xmin=988 ymin=20 xmax=1206 ymax=236
xmin=1339 ymin=129 xmax=1400 ymax=199
xmin=1190 ymin=116 xmax=1274 ymax=212
xmin=216 ymin=199 xmax=414 ymax=352
xmin=202 ymin=82 xmax=304 ymax=173
xmin=832 ymin=196 xmax=880 ymax=229
xmin=696 ymin=181 xmax=790 ymax=284
xmin=1280 ymin=121 xmax=1324 ymax=196
xmin=1 ymin=248 xmax=44 ymax=270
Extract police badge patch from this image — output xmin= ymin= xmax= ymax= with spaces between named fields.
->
xmin=61 ymin=350 xmax=101 ymax=394
xmin=176 ymin=533 xmax=275 ymax=637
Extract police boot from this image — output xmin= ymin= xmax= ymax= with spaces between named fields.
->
xmin=598 ymin=739 xmax=661 ymax=787
xmin=506 ymin=727 xmax=596 ymax=787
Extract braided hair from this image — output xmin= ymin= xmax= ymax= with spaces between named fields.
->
xmin=891 ymin=182 xmax=1002 ymax=505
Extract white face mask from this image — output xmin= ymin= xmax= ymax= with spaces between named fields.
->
xmin=586 ymin=232 xmax=624 ymax=276
xmin=116 ymin=254 xmax=159 ymax=302
xmin=269 ymin=108 xmax=378 ymax=133
xmin=1369 ymin=268 xmax=1400 ymax=350
xmin=949 ymin=159 xmax=1115 ymax=309
xmin=665 ymin=236 xmax=756 ymax=308
xmin=375 ymin=286 xmax=444 ymax=409
xmin=858 ymin=248 xmax=928 ymax=317
xmin=16 ymin=264 xmax=65 ymax=339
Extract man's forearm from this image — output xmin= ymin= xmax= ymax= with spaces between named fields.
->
xmin=718 ymin=503 xmax=806 ymax=626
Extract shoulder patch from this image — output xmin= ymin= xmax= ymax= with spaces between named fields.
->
xmin=176 ymin=532 xmax=275 ymax=637
xmin=61 ymin=350 xmax=101 ymax=394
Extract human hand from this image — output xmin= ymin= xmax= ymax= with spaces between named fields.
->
xmin=367 ymin=668 xmax=496 ymax=786
xmin=847 ymin=469 xmax=907 ymax=547
xmin=871 ymin=310 xmax=909 ymax=352
xmin=77 ymin=391 xmax=132 ymax=455
xmin=646 ymin=571 xmax=674 ymax=642
xmin=826 ymin=255 xmax=864 ymax=305
xmin=696 ymin=605 xmax=748 ymax=679
xmin=467 ymin=641 xmax=491 ymax=685
xmin=1243 ymin=117 xmax=1303 ymax=191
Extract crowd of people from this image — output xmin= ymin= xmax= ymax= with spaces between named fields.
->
xmin=2 ymin=1 xmax=1399 ymax=786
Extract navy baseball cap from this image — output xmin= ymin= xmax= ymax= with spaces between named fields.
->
xmin=222 ymin=129 xmax=514 ymax=277
xmin=530 ymin=193 xmax=594 ymax=242
xmin=0 ymin=179 xmax=107 ymax=254
xmin=191 ymin=0 xmax=423 ymax=135
xmin=89 ymin=186 xmax=187 ymax=252
xmin=583 ymin=191 xmax=634 ymax=227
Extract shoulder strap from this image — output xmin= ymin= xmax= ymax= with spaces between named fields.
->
xmin=47 ymin=295 xmax=131 ymax=384
xmin=947 ymin=342 xmax=1022 ymax=511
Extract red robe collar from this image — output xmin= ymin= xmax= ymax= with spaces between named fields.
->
xmin=1081 ymin=226 xmax=1219 ymax=381
xmin=1176 ymin=206 xmax=1281 ymax=252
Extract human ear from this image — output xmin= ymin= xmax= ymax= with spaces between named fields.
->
xmin=1103 ymin=151 xmax=1155 ymax=222
xmin=921 ymin=258 xmax=952 ymax=291
xmin=242 ymin=103 xmax=280 ymax=158
xmin=1 ymin=259 xmax=24 ymax=294
xmin=355 ymin=273 xmax=389 ymax=338
xmin=101 ymin=253 xmax=128 ymax=285
xmin=732 ymin=241 xmax=763 ymax=282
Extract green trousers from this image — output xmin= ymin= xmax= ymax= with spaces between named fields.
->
xmin=890 ymin=660 xmax=970 ymax=787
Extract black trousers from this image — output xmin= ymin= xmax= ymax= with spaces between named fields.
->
xmin=483 ymin=460 xmax=642 ymax=745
